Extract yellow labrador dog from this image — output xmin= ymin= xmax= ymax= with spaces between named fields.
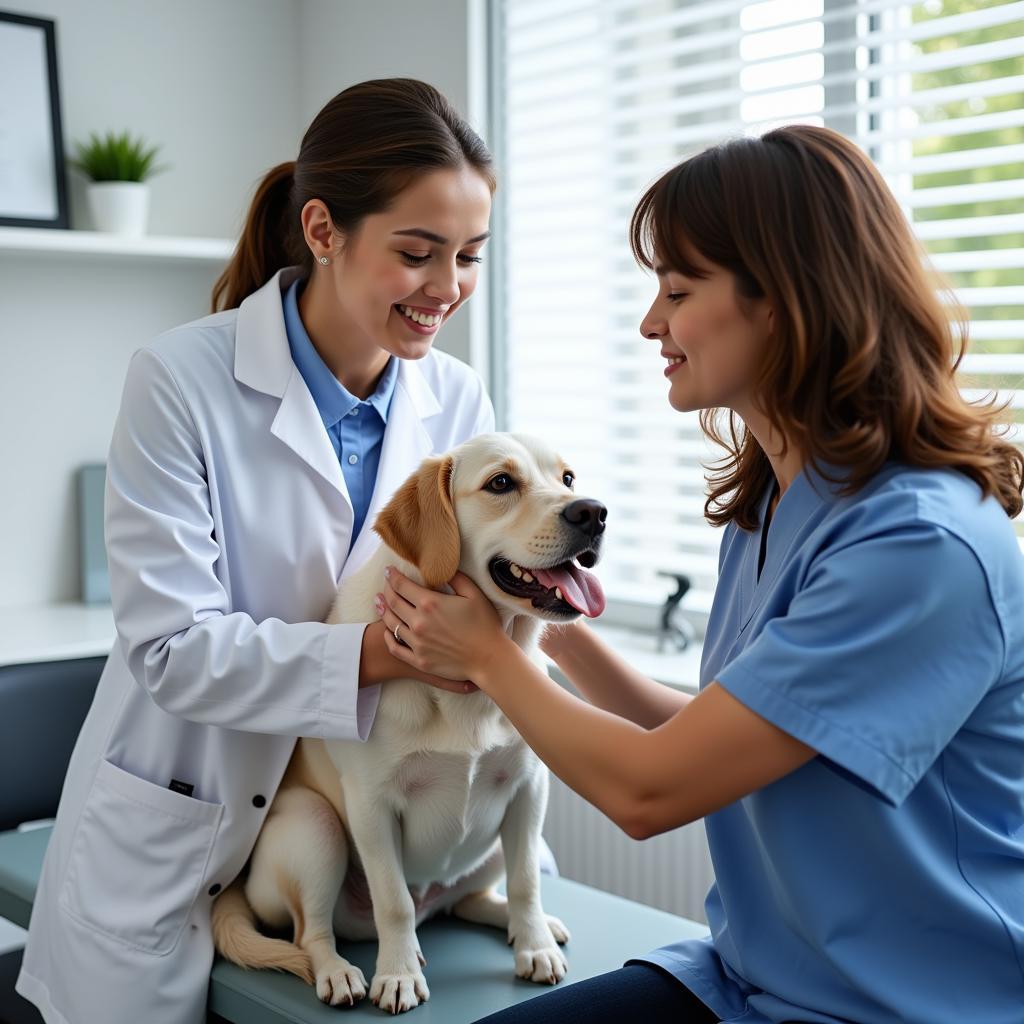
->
xmin=212 ymin=433 xmax=606 ymax=1014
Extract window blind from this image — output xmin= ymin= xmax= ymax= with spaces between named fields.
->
xmin=493 ymin=0 xmax=1024 ymax=618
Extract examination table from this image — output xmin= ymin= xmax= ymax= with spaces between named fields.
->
xmin=0 ymin=655 xmax=707 ymax=1023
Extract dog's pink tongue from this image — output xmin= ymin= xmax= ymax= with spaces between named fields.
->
xmin=532 ymin=564 xmax=606 ymax=617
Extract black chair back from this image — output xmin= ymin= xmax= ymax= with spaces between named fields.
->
xmin=0 ymin=657 xmax=106 ymax=832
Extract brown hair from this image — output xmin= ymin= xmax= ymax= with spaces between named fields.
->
xmin=211 ymin=78 xmax=495 ymax=313
xmin=630 ymin=124 xmax=1024 ymax=526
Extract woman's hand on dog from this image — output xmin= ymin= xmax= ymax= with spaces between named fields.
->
xmin=359 ymin=619 xmax=479 ymax=695
xmin=376 ymin=566 xmax=510 ymax=686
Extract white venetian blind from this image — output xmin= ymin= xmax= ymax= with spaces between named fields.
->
xmin=495 ymin=0 xmax=1024 ymax=616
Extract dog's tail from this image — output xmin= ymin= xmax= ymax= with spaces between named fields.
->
xmin=211 ymin=879 xmax=314 ymax=984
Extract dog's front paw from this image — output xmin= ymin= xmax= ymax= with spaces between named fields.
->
xmin=370 ymin=969 xmax=430 ymax=1014
xmin=514 ymin=944 xmax=568 ymax=985
xmin=545 ymin=913 xmax=570 ymax=945
xmin=316 ymin=957 xmax=367 ymax=1006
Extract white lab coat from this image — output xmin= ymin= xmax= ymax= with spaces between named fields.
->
xmin=16 ymin=267 xmax=494 ymax=1024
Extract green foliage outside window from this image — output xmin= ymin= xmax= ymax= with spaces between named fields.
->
xmin=912 ymin=0 xmax=1023 ymax=535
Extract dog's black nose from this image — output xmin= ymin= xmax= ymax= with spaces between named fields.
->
xmin=561 ymin=498 xmax=607 ymax=539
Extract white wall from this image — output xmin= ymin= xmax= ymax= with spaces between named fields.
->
xmin=19 ymin=0 xmax=303 ymax=240
xmin=0 ymin=256 xmax=218 ymax=606
xmin=0 ymin=0 xmax=485 ymax=608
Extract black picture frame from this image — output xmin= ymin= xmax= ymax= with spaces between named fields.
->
xmin=0 ymin=10 xmax=69 ymax=229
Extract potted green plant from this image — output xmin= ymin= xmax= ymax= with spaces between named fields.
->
xmin=69 ymin=131 xmax=167 ymax=236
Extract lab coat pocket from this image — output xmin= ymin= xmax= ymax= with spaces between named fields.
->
xmin=59 ymin=758 xmax=223 ymax=955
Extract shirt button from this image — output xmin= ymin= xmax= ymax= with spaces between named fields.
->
xmin=252 ymin=794 xmax=266 ymax=808
xmin=348 ymin=454 xmax=359 ymax=465
xmin=347 ymin=408 xmax=358 ymax=416
xmin=208 ymin=883 xmax=221 ymax=896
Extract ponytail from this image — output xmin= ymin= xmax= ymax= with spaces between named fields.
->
xmin=210 ymin=79 xmax=495 ymax=313
xmin=211 ymin=161 xmax=298 ymax=313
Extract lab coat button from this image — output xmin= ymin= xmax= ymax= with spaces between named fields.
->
xmin=252 ymin=794 xmax=266 ymax=808
xmin=208 ymin=883 xmax=221 ymax=896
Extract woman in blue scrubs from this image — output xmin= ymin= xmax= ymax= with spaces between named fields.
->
xmin=376 ymin=124 xmax=1024 ymax=1023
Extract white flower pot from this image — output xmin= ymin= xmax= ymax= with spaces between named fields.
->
xmin=86 ymin=181 xmax=150 ymax=236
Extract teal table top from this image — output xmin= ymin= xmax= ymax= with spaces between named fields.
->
xmin=0 ymin=826 xmax=708 ymax=1023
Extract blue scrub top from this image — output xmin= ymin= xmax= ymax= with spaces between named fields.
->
xmin=633 ymin=461 xmax=1024 ymax=1023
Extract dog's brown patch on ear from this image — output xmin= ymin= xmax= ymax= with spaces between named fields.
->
xmin=374 ymin=455 xmax=460 ymax=588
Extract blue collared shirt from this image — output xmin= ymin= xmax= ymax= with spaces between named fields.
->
xmin=282 ymin=277 xmax=398 ymax=548
xmin=633 ymin=462 xmax=1024 ymax=1023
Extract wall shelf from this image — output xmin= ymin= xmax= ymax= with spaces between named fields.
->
xmin=0 ymin=226 xmax=234 ymax=265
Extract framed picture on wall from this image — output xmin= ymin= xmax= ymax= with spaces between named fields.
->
xmin=0 ymin=10 xmax=69 ymax=229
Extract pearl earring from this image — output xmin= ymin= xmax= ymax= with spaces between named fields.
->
xmin=319 ymin=256 xmax=330 ymax=265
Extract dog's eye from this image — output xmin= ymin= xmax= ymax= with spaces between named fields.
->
xmin=562 ymin=472 xmax=575 ymax=489
xmin=485 ymin=474 xmax=515 ymax=494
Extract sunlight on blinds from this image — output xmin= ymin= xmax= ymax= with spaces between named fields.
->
xmin=496 ymin=0 xmax=1024 ymax=613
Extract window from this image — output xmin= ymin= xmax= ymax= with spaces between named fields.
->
xmin=492 ymin=0 xmax=1024 ymax=625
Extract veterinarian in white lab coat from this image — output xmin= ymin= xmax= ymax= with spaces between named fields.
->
xmin=17 ymin=79 xmax=496 ymax=1024
xmin=379 ymin=125 xmax=1024 ymax=1024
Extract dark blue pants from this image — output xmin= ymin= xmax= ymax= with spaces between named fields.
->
xmin=471 ymin=962 xmax=719 ymax=1023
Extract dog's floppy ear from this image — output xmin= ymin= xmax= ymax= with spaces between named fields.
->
xmin=374 ymin=455 xmax=460 ymax=588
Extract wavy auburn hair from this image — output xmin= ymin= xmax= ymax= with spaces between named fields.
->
xmin=630 ymin=124 xmax=1023 ymax=528
xmin=211 ymin=78 xmax=495 ymax=313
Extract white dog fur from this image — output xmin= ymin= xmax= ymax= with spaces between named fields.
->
xmin=212 ymin=433 xmax=607 ymax=1014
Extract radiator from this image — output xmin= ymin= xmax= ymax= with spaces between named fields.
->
xmin=543 ymin=774 xmax=714 ymax=924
